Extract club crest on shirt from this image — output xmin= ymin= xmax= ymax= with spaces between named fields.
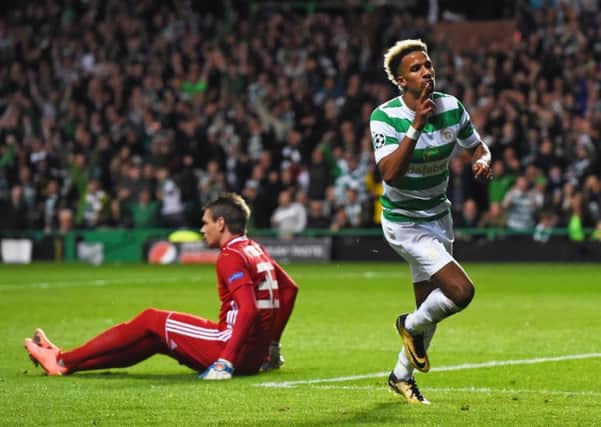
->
xmin=442 ymin=128 xmax=454 ymax=143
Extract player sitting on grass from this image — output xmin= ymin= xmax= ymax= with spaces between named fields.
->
xmin=370 ymin=39 xmax=492 ymax=404
xmin=25 ymin=193 xmax=298 ymax=379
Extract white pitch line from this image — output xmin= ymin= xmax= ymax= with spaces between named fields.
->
xmin=305 ymin=385 xmax=601 ymax=397
xmin=257 ymin=353 xmax=601 ymax=388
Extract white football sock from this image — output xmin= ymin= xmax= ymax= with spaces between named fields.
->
xmin=393 ymin=347 xmax=413 ymax=380
xmin=405 ymin=289 xmax=459 ymax=333
xmin=393 ymin=324 xmax=437 ymax=380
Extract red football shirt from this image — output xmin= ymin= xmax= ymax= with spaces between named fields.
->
xmin=215 ymin=235 xmax=296 ymax=366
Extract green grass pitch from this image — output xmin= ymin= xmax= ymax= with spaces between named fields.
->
xmin=1 ymin=262 xmax=600 ymax=426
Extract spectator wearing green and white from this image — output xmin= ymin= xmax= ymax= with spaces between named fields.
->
xmin=502 ymin=176 xmax=541 ymax=231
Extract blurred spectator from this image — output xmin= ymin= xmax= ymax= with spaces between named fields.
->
xmin=323 ymin=185 xmax=340 ymax=218
xmin=271 ymin=189 xmax=307 ymax=238
xmin=307 ymin=200 xmax=331 ymax=229
xmin=58 ymin=208 xmax=74 ymax=234
xmin=344 ymin=187 xmax=365 ymax=228
xmin=448 ymin=155 xmax=475 ymax=216
xmin=41 ymin=179 xmax=66 ymax=233
xmin=330 ymin=208 xmax=351 ymax=232
xmin=334 ymin=151 xmax=369 ymax=205
xmin=581 ymin=175 xmax=601 ymax=226
xmin=0 ymin=185 xmax=29 ymax=230
xmin=17 ymin=166 xmax=39 ymax=226
xmin=533 ymin=211 xmax=557 ymax=243
xmin=0 ymin=1 xmax=598 ymax=239
xmin=252 ymin=168 xmax=281 ymax=228
xmin=198 ymin=160 xmax=226 ymax=206
xmin=117 ymin=160 xmax=148 ymax=205
xmin=79 ymin=178 xmax=110 ymax=229
xmin=478 ymin=202 xmax=507 ymax=229
xmin=455 ymin=198 xmax=481 ymax=229
xmin=129 ymin=188 xmax=161 ymax=229
xmin=156 ymin=166 xmax=185 ymax=228
xmin=306 ymin=148 xmax=332 ymax=201
xmin=488 ymin=160 xmax=515 ymax=205
xmin=502 ymin=176 xmax=541 ymax=231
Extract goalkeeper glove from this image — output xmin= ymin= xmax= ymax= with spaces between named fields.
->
xmin=199 ymin=358 xmax=234 ymax=380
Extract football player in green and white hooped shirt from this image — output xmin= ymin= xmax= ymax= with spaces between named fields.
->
xmin=370 ymin=39 xmax=492 ymax=405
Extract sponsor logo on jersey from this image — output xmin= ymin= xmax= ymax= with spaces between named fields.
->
xmin=407 ymin=159 xmax=447 ymax=175
xmin=228 ymin=271 xmax=244 ymax=283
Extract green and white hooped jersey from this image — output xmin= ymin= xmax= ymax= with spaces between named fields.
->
xmin=370 ymin=92 xmax=481 ymax=222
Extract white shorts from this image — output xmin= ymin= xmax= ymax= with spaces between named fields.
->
xmin=381 ymin=213 xmax=455 ymax=283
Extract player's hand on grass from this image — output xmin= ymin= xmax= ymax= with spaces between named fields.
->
xmin=199 ymin=358 xmax=234 ymax=380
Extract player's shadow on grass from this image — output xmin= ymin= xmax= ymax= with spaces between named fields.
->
xmin=71 ymin=372 xmax=198 ymax=383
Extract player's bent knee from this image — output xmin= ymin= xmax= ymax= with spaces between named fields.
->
xmin=455 ymin=282 xmax=475 ymax=309
xmin=138 ymin=308 xmax=161 ymax=320
xmin=132 ymin=308 xmax=167 ymax=332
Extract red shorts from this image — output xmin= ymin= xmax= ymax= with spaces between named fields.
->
xmin=157 ymin=311 xmax=270 ymax=374
xmin=162 ymin=311 xmax=227 ymax=372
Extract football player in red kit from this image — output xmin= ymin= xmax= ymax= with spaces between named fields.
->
xmin=24 ymin=193 xmax=298 ymax=380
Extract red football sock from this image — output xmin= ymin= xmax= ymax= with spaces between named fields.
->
xmin=70 ymin=335 xmax=166 ymax=372
xmin=59 ymin=308 xmax=169 ymax=370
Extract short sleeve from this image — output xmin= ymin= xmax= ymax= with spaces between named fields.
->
xmin=370 ymin=108 xmax=400 ymax=164
xmin=456 ymin=100 xmax=481 ymax=149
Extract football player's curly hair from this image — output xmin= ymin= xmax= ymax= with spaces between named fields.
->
xmin=204 ymin=193 xmax=251 ymax=235
xmin=384 ymin=39 xmax=428 ymax=91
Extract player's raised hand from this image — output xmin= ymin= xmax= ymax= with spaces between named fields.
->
xmin=199 ymin=358 xmax=234 ymax=380
xmin=413 ymin=82 xmax=436 ymax=130
xmin=472 ymin=159 xmax=493 ymax=183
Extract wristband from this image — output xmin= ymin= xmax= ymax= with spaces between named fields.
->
xmin=405 ymin=126 xmax=421 ymax=141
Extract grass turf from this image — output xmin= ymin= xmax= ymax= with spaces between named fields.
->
xmin=1 ymin=262 xmax=600 ymax=426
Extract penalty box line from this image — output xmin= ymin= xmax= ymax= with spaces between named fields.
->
xmin=256 ymin=353 xmax=601 ymax=388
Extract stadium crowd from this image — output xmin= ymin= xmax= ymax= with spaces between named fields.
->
xmin=0 ymin=0 xmax=600 ymax=241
